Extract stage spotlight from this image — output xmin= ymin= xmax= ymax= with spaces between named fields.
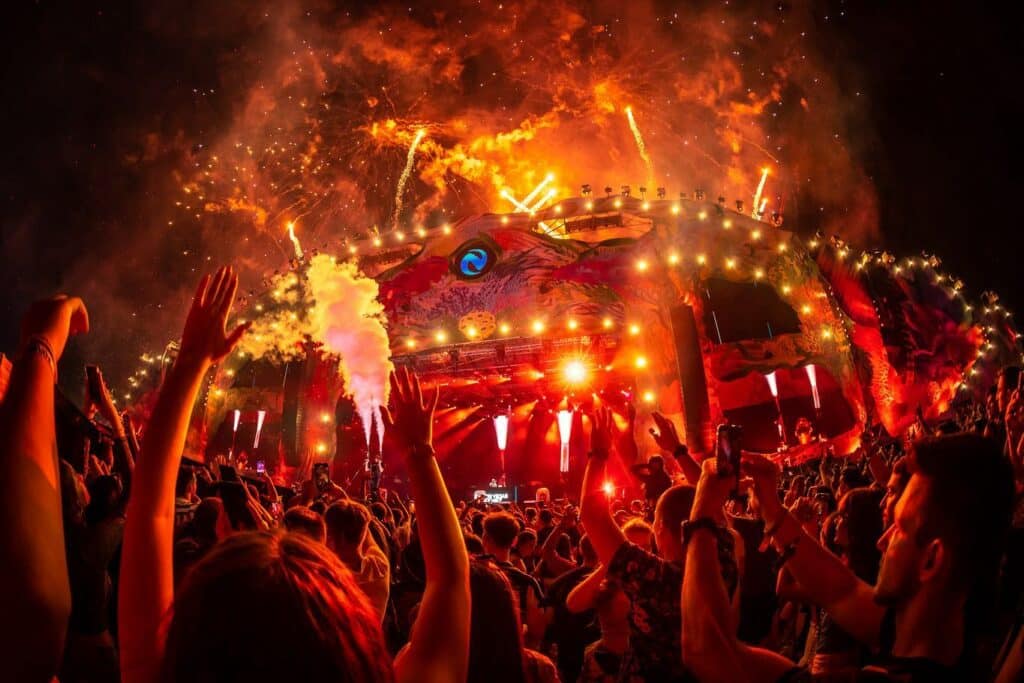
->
xmin=603 ymin=481 xmax=615 ymax=496
xmin=532 ymin=320 xmax=545 ymax=334
xmin=435 ymin=330 xmax=448 ymax=343
xmin=320 ymin=412 xmax=332 ymax=424
xmin=642 ymin=391 xmax=656 ymax=403
xmin=634 ymin=355 xmax=648 ymax=369
xmin=629 ymin=324 xmax=641 ymax=336
xmin=602 ymin=317 xmax=614 ymax=330
xmin=563 ymin=360 xmax=588 ymax=385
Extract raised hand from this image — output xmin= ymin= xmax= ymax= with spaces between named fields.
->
xmin=85 ymin=366 xmax=120 ymax=425
xmin=590 ymin=406 xmax=615 ymax=457
xmin=20 ymin=295 xmax=89 ymax=361
xmin=649 ymin=411 xmax=683 ymax=452
xmin=380 ymin=367 xmax=439 ymax=457
xmin=178 ymin=266 xmax=248 ymax=367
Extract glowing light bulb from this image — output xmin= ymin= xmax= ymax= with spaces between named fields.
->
xmin=554 ymin=205 xmax=563 ymax=214
xmin=532 ymin=320 xmax=545 ymax=334
xmin=316 ymin=442 xmax=328 ymax=454
xmin=435 ymin=330 xmax=448 ymax=343
xmin=751 ymin=229 xmax=761 ymax=240
xmin=725 ymin=258 xmax=736 ymax=269
xmin=778 ymin=243 xmax=788 ymax=253
xmin=372 ymin=237 xmax=382 ymax=247
xmin=821 ymin=328 xmax=833 ymax=340
xmin=782 ymin=284 xmax=792 ymax=295
xmin=405 ymin=338 xmax=416 ymax=349
xmin=567 ymin=318 xmax=579 ymax=331
xmin=668 ymin=252 xmax=680 ymax=265
xmin=722 ymin=219 xmax=732 ymax=229
xmin=603 ymin=481 xmax=615 ymax=496
xmin=466 ymin=326 xmax=478 ymax=339
xmin=585 ymin=201 xmax=594 ymax=210
xmin=754 ymin=268 xmax=765 ymax=279
xmin=697 ymin=211 xmax=707 ymax=220
xmin=629 ymin=324 xmax=641 ymax=336
xmin=442 ymin=224 xmax=452 ymax=235
xmin=395 ymin=231 xmax=406 ymax=242
xmin=501 ymin=216 xmax=510 ymax=225
xmin=801 ymin=304 xmax=812 ymax=314
xmin=642 ymin=390 xmax=656 ymax=403
xmin=635 ymin=356 xmax=648 ymax=369
xmin=602 ymin=317 xmax=614 ymax=329
xmin=499 ymin=323 xmax=511 ymax=334
xmin=636 ymin=259 xmax=649 ymax=272
xmin=642 ymin=202 xmax=650 ymax=211
xmin=320 ymin=412 xmax=332 ymax=424
xmin=696 ymin=254 xmax=707 ymax=265
xmin=613 ymin=198 xmax=623 ymax=208
xmin=348 ymin=245 xmax=358 ymax=254
xmin=671 ymin=204 xmax=681 ymax=215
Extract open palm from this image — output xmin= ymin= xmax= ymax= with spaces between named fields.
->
xmin=180 ymin=266 xmax=249 ymax=366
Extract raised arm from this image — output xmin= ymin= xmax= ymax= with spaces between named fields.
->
xmin=579 ymin=407 xmax=626 ymax=566
xmin=566 ymin=563 xmax=608 ymax=613
xmin=88 ymin=367 xmax=134 ymax=493
xmin=385 ymin=368 xmax=470 ymax=683
xmin=682 ymin=459 xmax=794 ymax=683
xmin=537 ymin=516 xmax=576 ymax=577
xmin=119 ymin=267 xmax=247 ymax=683
xmin=650 ymin=412 xmax=701 ymax=485
xmin=0 ymin=296 xmax=88 ymax=682
xmin=743 ymin=451 xmax=885 ymax=648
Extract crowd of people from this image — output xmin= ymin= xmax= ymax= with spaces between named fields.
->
xmin=1 ymin=266 xmax=1023 ymax=682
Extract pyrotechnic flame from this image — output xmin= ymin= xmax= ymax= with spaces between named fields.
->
xmin=236 ymin=255 xmax=392 ymax=442
xmin=287 ymin=221 xmax=303 ymax=259
xmin=392 ymin=128 xmax=426 ymax=229
xmin=625 ymin=107 xmax=654 ymax=189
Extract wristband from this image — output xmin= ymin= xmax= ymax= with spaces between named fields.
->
xmin=21 ymin=336 xmax=57 ymax=383
xmin=681 ymin=516 xmax=719 ymax=548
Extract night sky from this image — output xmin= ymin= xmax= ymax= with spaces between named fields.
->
xmin=1 ymin=0 xmax=1022 ymax=398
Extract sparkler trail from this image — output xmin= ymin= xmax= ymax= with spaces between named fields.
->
xmin=752 ymin=168 xmax=769 ymax=219
xmin=392 ymin=128 xmax=426 ymax=229
xmin=625 ymin=107 xmax=655 ymax=189
xmin=287 ymin=221 xmax=303 ymax=259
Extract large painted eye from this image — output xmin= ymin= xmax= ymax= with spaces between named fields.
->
xmin=451 ymin=239 xmax=498 ymax=279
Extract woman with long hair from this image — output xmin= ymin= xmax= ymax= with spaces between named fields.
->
xmin=467 ymin=560 xmax=560 ymax=683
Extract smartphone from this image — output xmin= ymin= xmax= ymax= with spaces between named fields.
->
xmin=256 ymin=460 xmax=266 ymax=474
xmin=86 ymin=365 xmax=103 ymax=399
xmin=716 ymin=423 xmax=743 ymax=494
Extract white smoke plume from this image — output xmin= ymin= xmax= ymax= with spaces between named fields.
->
xmin=305 ymin=255 xmax=393 ymax=444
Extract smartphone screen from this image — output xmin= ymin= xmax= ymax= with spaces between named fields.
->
xmin=715 ymin=424 xmax=742 ymax=494
xmin=256 ymin=460 xmax=266 ymax=474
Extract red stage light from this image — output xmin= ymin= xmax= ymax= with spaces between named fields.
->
xmin=603 ymin=481 xmax=615 ymax=496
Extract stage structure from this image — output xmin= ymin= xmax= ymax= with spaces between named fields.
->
xmin=199 ymin=189 xmax=1015 ymax=493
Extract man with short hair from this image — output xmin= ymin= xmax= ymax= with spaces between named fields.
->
xmin=631 ymin=453 xmax=673 ymax=504
xmin=283 ymin=505 xmax=326 ymax=543
xmin=324 ymin=499 xmax=390 ymax=622
xmin=481 ymin=511 xmax=545 ymax=642
xmin=581 ymin=408 xmax=739 ymax=681
xmin=682 ymin=433 xmax=1015 ymax=682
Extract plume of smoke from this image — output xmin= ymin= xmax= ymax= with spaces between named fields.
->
xmin=305 ymin=255 xmax=393 ymax=444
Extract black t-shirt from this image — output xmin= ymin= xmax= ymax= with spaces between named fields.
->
xmin=543 ymin=565 xmax=600 ymax=682
xmin=482 ymin=556 xmax=544 ymax=623
xmin=777 ymin=609 xmax=960 ymax=682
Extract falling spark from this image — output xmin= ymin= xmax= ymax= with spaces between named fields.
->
xmin=625 ymin=107 xmax=655 ymax=188
xmin=287 ymin=221 xmax=303 ymax=259
xmin=752 ymin=168 xmax=769 ymax=218
xmin=392 ymin=128 xmax=426 ymax=229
